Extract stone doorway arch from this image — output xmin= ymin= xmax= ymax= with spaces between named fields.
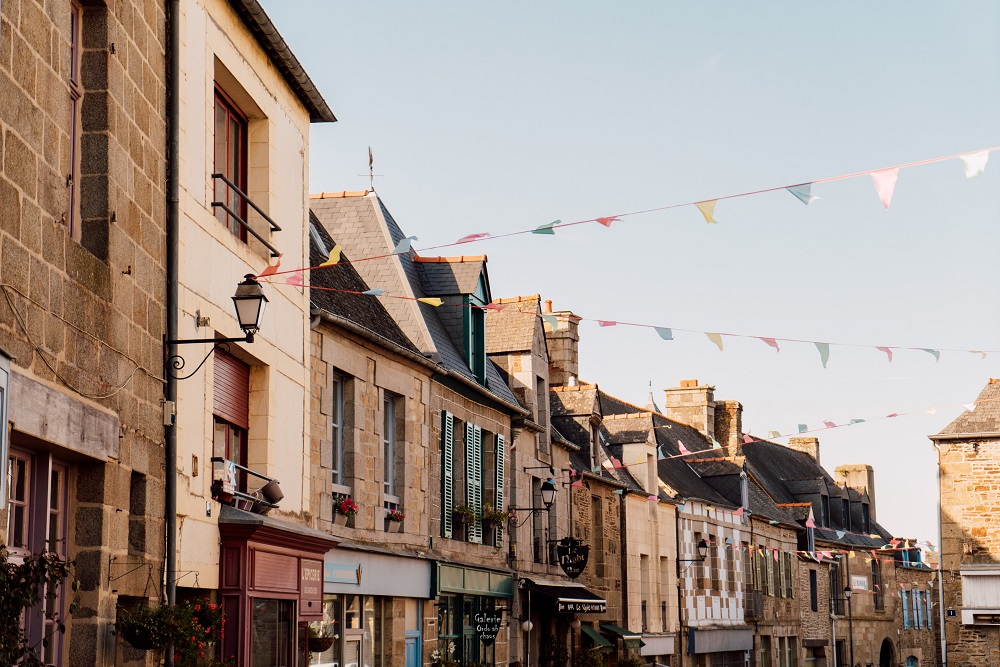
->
xmin=879 ymin=638 xmax=895 ymax=667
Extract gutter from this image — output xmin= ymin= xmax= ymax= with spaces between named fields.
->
xmin=165 ymin=0 xmax=180 ymax=612
xmin=929 ymin=432 xmax=1000 ymax=440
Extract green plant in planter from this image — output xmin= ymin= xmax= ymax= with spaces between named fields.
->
xmin=0 ymin=547 xmax=76 ymax=667
xmin=574 ymin=649 xmax=606 ymax=667
xmin=453 ymin=504 xmax=477 ymax=524
xmin=618 ymin=653 xmax=644 ymax=667
xmin=116 ymin=603 xmax=176 ymax=652
xmin=481 ymin=504 xmax=512 ymax=524
xmin=116 ymin=598 xmax=227 ymax=667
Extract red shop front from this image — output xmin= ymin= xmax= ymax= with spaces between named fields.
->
xmin=218 ymin=506 xmax=337 ymax=666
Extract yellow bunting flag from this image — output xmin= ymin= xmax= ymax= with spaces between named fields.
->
xmin=705 ymin=332 xmax=724 ymax=352
xmin=320 ymin=244 xmax=342 ymax=267
xmin=695 ymin=200 xmax=718 ymax=224
xmin=417 ymin=298 xmax=443 ymax=307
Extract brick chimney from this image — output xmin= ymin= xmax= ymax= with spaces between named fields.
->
xmin=542 ymin=300 xmax=580 ymax=387
xmin=664 ymin=380 xmax=715 ymax=439
xmin=713 ymin=400 xmax=743 ymax=454
xmin=835 ymin=464 xmax=876 ymax=522
xmin=787 ymin=437 xmax=820 ymax=465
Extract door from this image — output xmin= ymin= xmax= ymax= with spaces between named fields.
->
xmin=405 ymin=633 xmax=421 ymax=667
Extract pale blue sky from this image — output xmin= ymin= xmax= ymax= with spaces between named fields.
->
xmin=265 ymin=2 xmax=1000 ymax=543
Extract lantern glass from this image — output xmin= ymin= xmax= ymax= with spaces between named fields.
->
xmin=232 ymin=275 xmax=268 ymax=337
xmin=540 ymin=478 xmax=557 ymax=509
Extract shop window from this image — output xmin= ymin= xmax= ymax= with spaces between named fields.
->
xmin=214 ymin=86 xmax=249 ymax=241
xmin=310 ymin=594 xmax=342 ymax=667
xmin=251 ymin=599 xmax=295 ymax=667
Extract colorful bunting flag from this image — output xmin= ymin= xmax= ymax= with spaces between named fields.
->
xmin=823 ymin=421 xmax=836 ymax=429
xmin=417 ymin=297 xmax=444 ymax=307
xmin=286 ymin=270 xmax=304 ymax=286
xmin=787 ymin=183 xmax=819 ymax=205
xmin=647 ymin=494 xmax=658 ymax=501
xmin=743 ymin=434 xmax=754 ymax=444
xmin=678 ymin=439 xmax=691 ymax=456
xmin=921 ymin=348 xmax=941 ymax=362
xmin=362 ymin=288 xmax=384 ymax=296
xmin=611 ymin=457 xmax=625 ymax=469
xmin=695 ymin=200 xmax=718 ymax=224
xmin=456 ymin=233 xmax=490 ymax=244
xmin=964 ymin=402 xmax=977 ymax=413
xmin=654 ymin=327 xmax=674 ymax=341
xmin=592 ymin=465 xmax=602 ymax=473
xmin=706 ymin=332 xmax=724 ymax=351
xmin=971 ymin=350 xmax=987 ymax=360
xmin=815 ymin=342 xmax=830 ymax=368
xmin=483 ymin=303 xmax=505 ymax=312
xmin=773 ymin=549 xmax=779 ymax=562
xmin=596 ymin=216 xmax=619 ymax=227
xmin=571 ymin=479 xmax=584 ymax=487
xmin=542 ymin=314 xmax=559 ymax=331
xmin=759 ymin=337 xmax=780 ymax=352
xmin=960 ymin=150 xmax=990 ymax=178
xmin=767 ymin=431 xmax=781 ymax=439
xmin=805 ymin=517 xmax=816 ymax=528
xmin=532 ymin=220 xmax=560 ymax=235
xmin=870 ymin=167 xmax=900 ymax=209
xmin=657 ymin=448 xmax=667 ymax=461
xmin=259 ymin=257 xmax=281 ymax=277
xmin=392 ymin=236 xmax=418 ymax=254
xmin=598 ymin=320 xmax=617 ymax=327
xmin=710 ymin=437 xmax=722 ymax=449
xmin=836 ymin=530 xmax=846 ymax=539
xmin=876 ymin=346 xmax=894 ymax=363
xmin=320 ymin=245 xmax=342 ymax=267
xmin=613 ymin=488 xmax=624 ymax=495
xmin=733 ymin=507 xmax=744 ymax=517
xmin=798 ymin=424 xmax=808 ymax=433
xmin=769 ymin=520 xmax=780 ymax=525
xmin=849 ymin=419 xmax=865 ymax=425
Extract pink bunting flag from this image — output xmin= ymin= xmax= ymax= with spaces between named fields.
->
xmin=677 ymin=439 xmax=691 ymax=456
xmin=773 ymin=549 xmax=779 ymax=562
xmin=870 ymin=167 xmax=899 ymax=209
xmin=820 ymin=551 xmax=833 ymax=560
xmin=483 ymin=303 xmax=505 ymax=312
xmin=610 ymin=457 xmax=625 ymax=469
xmin=259 ymin=256 xmax=281 ymax=277
xmin=805 ymin=517 xmax=816 ymax=528
xmin=571 ymin=479 xmax=584 ymax=487
xmin=823 ymin=421 xmax=836 ymax=429
xmin=759 ymin=337 xmax=780 ymax=352
xmin=733 ymin=506 xmax=744 ymax=517
xmin=456 ymin=232 xmax=490 ymax=244
xmin=286 ymin=270 xmax=304 ymax=286
xmin=647 ymin=494 xmax=658 ymax=501
xmin=596 ymin=216 xmax=619 ymax=228
xmin=598 ymin=320 xmax=617 ymax=327
xmin=886 ymin=413 xmax=899 ymax=418
xmin=876 ymin=346 xmax=894 ymax=363
xmin=743 ymin=434 xmax=754 ymax=444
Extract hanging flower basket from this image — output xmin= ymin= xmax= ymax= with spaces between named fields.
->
xmin=119 ymin=624 xmax=158 ymax=651
xmin=308 ymin=636 xmax=336 ymax=653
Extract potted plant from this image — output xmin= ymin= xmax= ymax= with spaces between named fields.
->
xmin=334 ymin=496 xmax=359 ymax=526
xmin=481 ymin=504 xmax=511 ymax=532
xmin=431 ymin=641 xmax=458 ymax=667
xmin=116 ymin=603 xmax=174 ymax=651
xmin=453 ymin=504 xmax=476 ymax=526
xmin=307 ymin=625 xmax=336 ymax=653
xmin=384 ymin=508 xmax=405 ymax=533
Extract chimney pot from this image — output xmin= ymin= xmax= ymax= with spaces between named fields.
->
xmin=544 ymin=300 xmax=553 ymax=313
xmin=680 ymin=379 xmax=698 ymax=388
xmin=787 ymin=437 xmax=821 ymax=465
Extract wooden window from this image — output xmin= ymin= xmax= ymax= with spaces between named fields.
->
xmin=465 ymin=423 xmax=483 ymax=543
xmin=784 ymin=552 xmax=794 ymax=598
xmin=902 ymin=589 xmax=910 ymax=629
xmin=383 ymin=394 xmax=395 ymax=495
xmin=441 ymin=411 xmax=455 ymax=538
xmin=726 ymin=541 xmax=736 ymax=593
xmin=872 ymin=558 xmax=884 ymax=610
xmin=6 ymin=452 xmax=31 ymax=555
xmin=67 ymin=1 xmax=83 ymax=238
xmin=214 ymin=87 xmax=248 ymax=241
xmin=331 ymin=372 xmax=344 ymax=486
xmin=493 ymin=434 xmax=505 ymax=545
xmin=42 ymin=464 xmax=67 ymax=665
xmin=213 ymin=350 xmax=250 ymax=491
xmin=809 ymin=569 xmax=818 ymax=612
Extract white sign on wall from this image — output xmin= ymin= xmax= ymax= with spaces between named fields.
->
xmin=851 ymin=575 xmax=869 ymax=591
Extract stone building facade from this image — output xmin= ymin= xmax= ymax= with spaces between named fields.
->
xmin=0 ymin=0 xmax=167 ymax=664
xmin=931 ymin=378 xmax=1000 ymax=667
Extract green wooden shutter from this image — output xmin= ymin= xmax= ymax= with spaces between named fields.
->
xmin=442 ymin=411 xmax=454 ymax=538
xmin=494 ymin=433 xmax=505 ymax=544
xmin=466 ymin=423 xmax=483 ymax=543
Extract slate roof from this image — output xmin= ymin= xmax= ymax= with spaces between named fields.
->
xmin=935 ymin=379 xmax=1000 ymax=435
xmin=415 ymin=257 xmax=488 ymax=296
xmin=308 ymin=213 xmax=417 ymax=353
xmin=686 ymin=458 xmax=801 ymax=525
xmin=309 ymin=194 xmax=520 ymax=411
xmin=740 ymin=439 xmax=893 ymax=546
xmin=485 ymin=296 xmax=541 ymax=354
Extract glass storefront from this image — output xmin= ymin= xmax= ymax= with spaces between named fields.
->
xmin=251 ymin=598 xmax=295 ymax=667
xmin=438 ymin=594 xmax=497 ymax=667
xmin=311 ymin=594 xmax=388 ymax=667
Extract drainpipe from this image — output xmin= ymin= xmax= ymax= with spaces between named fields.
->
xmin=934 ymin=443 xmax=948 ymax=667
xmin=165 ymin=0 xmax=180 ymax=615
xmin=674 ymin=504 xmax=684 ymax=667
xmin=620 ymin=492 xmax=629 ymax=631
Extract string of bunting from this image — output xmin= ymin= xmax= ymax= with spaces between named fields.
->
xmin=259 ymin=144 xmax=996 ymax=280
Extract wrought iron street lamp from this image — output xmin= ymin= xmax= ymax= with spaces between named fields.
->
xmin=679 ymin=539 xmax=710 ymax=562
xmin=844 ymin=585 xmax=855 ymax=667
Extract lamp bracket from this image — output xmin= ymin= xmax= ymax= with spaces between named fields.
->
xmin=165 ymin=340 xmax=241 ymax=381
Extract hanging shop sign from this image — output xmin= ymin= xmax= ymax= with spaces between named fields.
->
xmin=557 ymin=538 xmax=589 ymax=579
xmin=475 ymin=611 xmax=503 ymax=646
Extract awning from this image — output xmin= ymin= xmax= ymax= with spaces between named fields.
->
xmin=581 ymin=625 xmax=612 ymax=651
xmin=600 ymin=623 xmax=644 ymax=650
xmin=523 ymin=578 xmax=607 ymax=614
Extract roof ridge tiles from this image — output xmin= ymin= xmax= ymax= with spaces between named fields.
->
xmin=493 ymin=294 xmax=541 ymax=304
xmin=310 ymin=190 xmax=372 ymax=199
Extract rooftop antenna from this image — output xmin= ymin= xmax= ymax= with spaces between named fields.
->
xmin=359 ymin=146 xmax=383 ymax=191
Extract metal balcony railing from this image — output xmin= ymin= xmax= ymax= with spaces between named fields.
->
xmin=210 ymin=456 xmax=281 ymax=514
xmin=210 ymin=173 xmax=282 ymax=257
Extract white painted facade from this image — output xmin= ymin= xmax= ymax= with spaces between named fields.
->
xmin=174 ymin=0 xmax=315 ymax=588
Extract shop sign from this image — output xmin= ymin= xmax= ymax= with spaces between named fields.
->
xmin=474 ymin=611 xmax=503 ymax=646
xmin=556 ymin=538 xmax=589 ymax=579
xmin=557 ymin=599 xmax=606 ymax=614
xmin=850 ymin=575 xmax=868 ymax=591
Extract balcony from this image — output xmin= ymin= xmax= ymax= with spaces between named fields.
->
xmin=210 ymin=173 xmax=282 ymax=257
xmin=211 ymin=456 xmax=283 ymax=515
xmin=744 ymin=589 xmax=764 ymax=619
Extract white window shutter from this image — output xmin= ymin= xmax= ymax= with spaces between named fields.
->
xmin=442 ymin=411 xmax=454 ymax=538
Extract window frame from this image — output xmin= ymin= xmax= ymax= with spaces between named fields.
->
xmin=331 ymin=372 xmax=344 ymax=486
xmin=67 ymin=1 xmax=83 ymax=239
xmin=213 ymin=85 xmax=249 ymax=242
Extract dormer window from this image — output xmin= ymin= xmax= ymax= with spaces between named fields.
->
xmin=862 ymin=503 xmax=870 ymax=533
xmin=464 ymin=277 xmax=488 ymax=385
xmin=842 ymin=498 xmax=851 ymax=530
xmin=820 ymin=494 xmax=830 ymax=527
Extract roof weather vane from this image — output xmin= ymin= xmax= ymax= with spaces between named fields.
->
xmin=359 ymin=146 xmax=383 ymax=190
